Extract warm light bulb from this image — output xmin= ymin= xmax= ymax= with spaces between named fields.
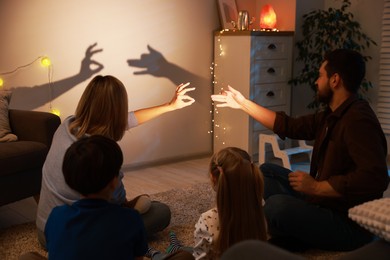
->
xmin=0 ymin=78 xmax=3 ymax=88
xmin=51 ymin=108 xmax=60 ymax=116
xmin=41 ymin=56 xmax=51 ymax=67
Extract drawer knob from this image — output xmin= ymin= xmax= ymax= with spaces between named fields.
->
xmin=267 ymin=68 xmax=275 ymax=74
xmin=266 ymin=91 xmax=275 ymax=97
xmin=268 ymin=43 xmax=277 ymax=50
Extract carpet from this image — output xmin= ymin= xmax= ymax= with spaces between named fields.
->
xmin=0 ymin=182 xmax=345 ymax=259
xmin=0 ymin=182 xmax=215 ymax=260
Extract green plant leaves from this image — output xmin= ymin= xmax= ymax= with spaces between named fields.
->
xmin=289 ymin=0 xmax=377 ymax=109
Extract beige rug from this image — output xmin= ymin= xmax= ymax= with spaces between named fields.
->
xmin=0 ymin=182 xmax=344 ymax=260
xmin=0 ymin=182 xmax=214 ymax=260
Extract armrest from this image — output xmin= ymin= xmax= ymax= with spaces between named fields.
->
xmin=9 ymin=109 xmax=61 ymax=147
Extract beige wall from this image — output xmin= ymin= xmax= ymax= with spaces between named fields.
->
xmin=0 ymin=0 xmax=219 ymax=168
xmin=1 ymin=0 xmax=386 ymax=166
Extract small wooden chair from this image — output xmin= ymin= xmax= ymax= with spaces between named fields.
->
xmin=258 ymin=133 xmax=313 ymax=170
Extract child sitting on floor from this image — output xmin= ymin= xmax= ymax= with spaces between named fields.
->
xmin=44 ymin=135 xmax=148 ymax=259
xmin=192 ymin=147 xmax=267 ymax=259
xmin=44 ymin=135 xmax=193 ymax=260
xmin=146 ymin=147 xmax=267 ymax=260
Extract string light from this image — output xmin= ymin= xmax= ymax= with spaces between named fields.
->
xmin=40 ymin=56 xmax=51 ymax=67
xmin=0 ymin=55 xmax=59 ymax=115
xmin=44 ymin=57 xmax=56 ymax=115
xmin=210 ymin=29 xmax=230 ymax=148
xmin=0 ymin=56 xmax=42 ymax=76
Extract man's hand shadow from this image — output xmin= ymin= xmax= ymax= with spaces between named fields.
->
xmin=127 ymin=45 xmax=209 ymax=106
xmin=127 ymin=45 xmax=170 ymax=78
xmin=9 ymin=43 xmax=104 ymax=111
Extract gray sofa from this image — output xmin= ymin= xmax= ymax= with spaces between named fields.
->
xmin=0 ymin=109 xmax=61 ymax=206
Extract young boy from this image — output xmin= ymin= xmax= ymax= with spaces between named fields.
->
xmin=44 ymin=135 xmax=148 ymax=260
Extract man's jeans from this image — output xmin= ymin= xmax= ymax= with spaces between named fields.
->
xmin=261 ymin=163 xmax=374 ymax=251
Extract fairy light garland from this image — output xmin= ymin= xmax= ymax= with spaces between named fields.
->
xmin=210 ymin=29 xmax=231 ymax=147
xmin=0 ymin=56 xmax=60 ymax=116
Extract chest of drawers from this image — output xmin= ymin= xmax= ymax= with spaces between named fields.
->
xmin=213 ymin=30 xmax=294 ymax=161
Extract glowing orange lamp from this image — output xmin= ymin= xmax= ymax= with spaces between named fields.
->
xmin=260 ymin=4 xmax=277 ymax=30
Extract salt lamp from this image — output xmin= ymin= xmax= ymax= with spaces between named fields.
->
xmin=260 ymin=4 xmax=277 ymax=30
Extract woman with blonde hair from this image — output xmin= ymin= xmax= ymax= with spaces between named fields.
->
xmin=36 ymin=75 xmax=195 ymax=248
xmin=193 ymin=147 xmax=267 ymax=259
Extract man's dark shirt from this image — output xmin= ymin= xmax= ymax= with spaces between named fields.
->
xmin=273 ymin=95 xmax=389 ymax=213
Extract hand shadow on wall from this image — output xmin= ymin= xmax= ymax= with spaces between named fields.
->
xmin=127 ymin=45 xmax=210 ymax=106
xmin=9 ymin=43 xmax=104 ymax=111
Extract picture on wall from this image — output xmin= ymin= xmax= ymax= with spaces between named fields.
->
xmin=217 ymin=0 xmax=238 ymax=30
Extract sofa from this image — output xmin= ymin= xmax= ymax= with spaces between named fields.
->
xmin=0 ymin=109 xmax=61 ymax=206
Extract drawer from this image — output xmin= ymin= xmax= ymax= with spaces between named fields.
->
xmin=253 ymin=60 xmax=290 ymax=83
xmin=251 ymin=36 xmax=292 ymax=60
xmin=252 ymin=104 xmax=287 ymax=131
xmin=252 ymin=84 xmax=288 ymax=107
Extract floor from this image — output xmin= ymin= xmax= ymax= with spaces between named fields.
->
xmin=0 ymin=155 xmax=388 ymax=231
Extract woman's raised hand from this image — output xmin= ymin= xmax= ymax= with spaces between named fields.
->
xmin=168 ymin=82 xmax=196 ymax=109
xmin=211 ymin=85 xmax=245 ymax=109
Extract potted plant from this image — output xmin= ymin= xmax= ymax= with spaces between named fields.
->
xmin=289 ymin=0 xmax=377 ymax=109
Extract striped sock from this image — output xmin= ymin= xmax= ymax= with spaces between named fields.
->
xmin=166 ymin=231 xmax=183 ymax=254
xmin=145 ymin=247 xmax=160 ymax=258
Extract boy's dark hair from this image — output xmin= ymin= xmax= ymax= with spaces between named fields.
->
xmin=324 ymin=49 xmax=365 ymax=93
xmin=62 ymin=135 xmax=123 ymax=196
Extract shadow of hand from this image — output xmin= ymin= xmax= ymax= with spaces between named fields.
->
xmin=127 ymin=45 xmax=169 ymax=78
xmin=9 ymin=43 xmax=105 ymax=111
xmin=127 ymin=44 xmax=209 ymax=106
xmin=79 ymin=42 xmax=104 ymax=78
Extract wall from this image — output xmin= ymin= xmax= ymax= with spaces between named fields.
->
xmin=1 ymin=0 xmax=387 ymax=167
xmin=0 ymin=0 xmax=220 ymax=168
xmin=292 ymin=0 xmax=325 ymax=117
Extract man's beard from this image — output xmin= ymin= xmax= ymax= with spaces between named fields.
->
xmin=315 ymin=84 xmax=333 ymax=105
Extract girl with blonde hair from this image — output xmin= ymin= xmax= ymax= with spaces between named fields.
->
xmin=193 ymin=147 xmax=267 ymax=259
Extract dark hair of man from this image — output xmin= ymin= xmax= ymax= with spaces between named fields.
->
xmin=62 ymin=135 xmax=123 ymax=196
xmin=324 ymin=49 xmax=366 ymax=93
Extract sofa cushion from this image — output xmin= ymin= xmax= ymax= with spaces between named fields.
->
xmin=0 ymin=91 xmax=17 ymax=142
xmin=349 ymin=198 xmax=390 ymax=242
xmin=0 ymin=140 xmax=48 ymax=177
